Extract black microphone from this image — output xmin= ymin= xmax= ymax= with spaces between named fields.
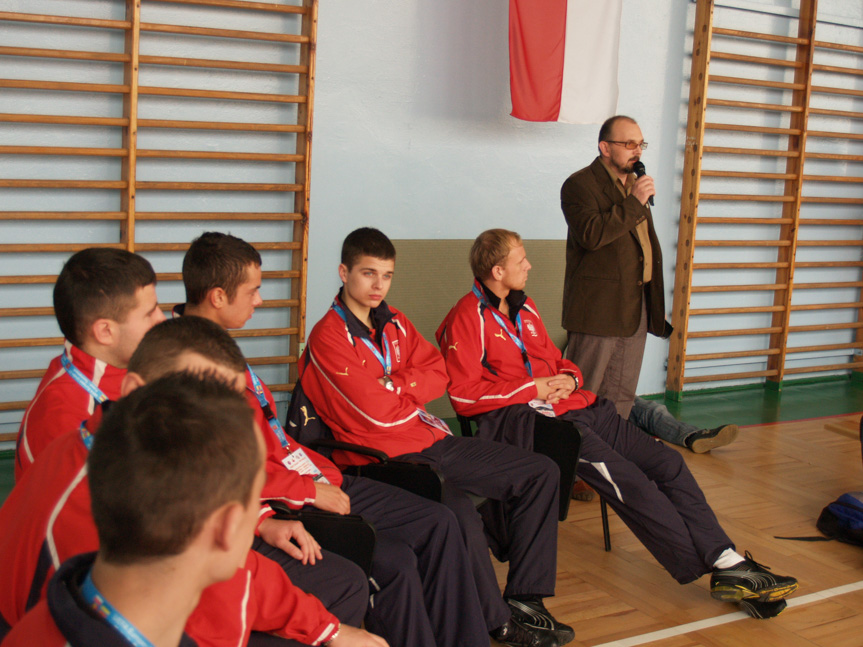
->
xmin=632 ymin=160 xmax=654 ymax=206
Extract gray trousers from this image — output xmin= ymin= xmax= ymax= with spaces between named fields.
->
xmin=565 ymin=300 xmax=648 ymax=419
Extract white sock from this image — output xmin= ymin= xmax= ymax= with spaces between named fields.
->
xmin=712 ymin=548 xmax=745 ymax=570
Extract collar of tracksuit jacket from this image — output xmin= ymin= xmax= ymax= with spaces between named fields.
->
xmin=475 ymin=278 xmax=528 ymax=326
xmin=335 ymin=289 xmax=397 ymax=350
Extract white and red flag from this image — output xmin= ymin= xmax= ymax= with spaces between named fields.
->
xmin=509 ymin=0 xmax=623 ymax=124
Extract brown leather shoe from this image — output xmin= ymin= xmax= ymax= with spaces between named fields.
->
xmin=571 ymin=480 xmax=595 ymax=501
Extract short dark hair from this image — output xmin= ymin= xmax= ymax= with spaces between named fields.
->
xmin=598 ymin=115 xmax=637 ymax=144
xmin=88 ymin=372 xmax=259 ymax=564
xmin=183 ymin=232 xmax=262 ymax=305
xmin=470 ymin=229 xmax=523 ymax=280
xmin=128 ymin=316 xmax=246 ymax=381
xmin=53 ymin=248 xmax=156 ymax=347
xmin=341 ymin=227 xmax=396 ymax=269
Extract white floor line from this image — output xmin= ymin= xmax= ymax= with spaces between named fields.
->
xmin=591 ymin=580 xmax=863 ymax=647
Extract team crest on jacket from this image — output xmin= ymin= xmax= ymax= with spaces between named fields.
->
xmin=391 ymin=339 xmax=401 ymax=363
xmin=525 ymin=319 xmax=538 ymax=337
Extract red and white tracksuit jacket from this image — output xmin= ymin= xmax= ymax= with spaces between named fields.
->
xmin=244 ymin=367 xmax=344 ymax=517
xmin=15 ymin=342 xmax=125 ymax=482
xmin=436 ymin=279 xmax=596 ymax=417
xmin=0 ymin=414 xmax=339 ymax=646
xmin=298 ymin=295 xmax=451 ymax=466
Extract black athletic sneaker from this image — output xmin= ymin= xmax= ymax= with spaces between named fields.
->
xmin=710 ymin=552 xmax=798 ymax=603
xmin=506 ymin=597 xmax=575 ymax=645
xmin=686 ymin=424 xmax=739 ymax=453
xmin=739 ymin=598 xmax=788 ymax=619
xmin=490 ymin=617 xmax=559 ymax=647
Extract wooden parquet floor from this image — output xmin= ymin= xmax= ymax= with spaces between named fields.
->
xmin=492 ymin=413 xmax=863 ymax=646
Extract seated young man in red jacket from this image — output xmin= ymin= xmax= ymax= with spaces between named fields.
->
xmin=3 ymin=371 xmax=266 ymax=647
xmin=437 ymin=229 xmax=799 ymax=620
xmin=0 ymin=316 xmax=382 ymax=647
xmin=178 ymin=232 xmax=495 ymax=647
xmin=298 ymin=227 xmax=573 ymax=647
xmin=15 ymin=248 xmax=165 ymax=480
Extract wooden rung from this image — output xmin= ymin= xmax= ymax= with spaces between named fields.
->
xmin=692 ymin=262 xmax=789 ymax=270
xmin=0 ymin=432 xmax=18 ymax=441
xmin=0 ymin=11 xmax=130 ymax=30
xmin=136 ymin=242 xmax=301 ymax=252
xmin=709 ymin=51 xmax=801 ymax=68
xmin=139 ymin=54 xmax=306 ymax=75
xmin=701 ymin=170 xmax=796 ymax=180
xmin=797 ymin=240 xmax=863 ymax=247
xmin=135 ymin=212 xmax=302 ymax=221
xmin=789 ymin=322 xmax=863 ymax=333
xmin=246 ymin=356 xmax=298 ymax=366
xmin=687 ymin=326 xmax=782 ymax=338
xmin=0 ymin=401 xmax=30 ymax=412
xmin=140 ymin=22 xmax=309 ymax=44
xmin=784 ymin=361 xmax=863 ymax=375
xmin=0 ymin=337 xmax=62 ymax=349
xmin=686 ymin=348 xmax=779 ymax=361
xmin=806 ymin=152 xmax=863 ymax=162
xmin=795 ymin=281 xmax=863 ymax=290
xmin=231 ymin=327 xmax=300 ymax=338
xmin=137 ymin=86 xmax=305 ymax=104
xmin=0 ymin=275 xmax=55 ymax=285
xmin=689 ymin=305 xmax=784 ymax=315
xmin=809 ymin=107 xmax=863 ymax=120
xmin=791 ymin=302 xmax=863 ymax=311
xmin=787 ymin=342 xmax=863 ymax=354
xmin=808 ymin=130 xmax=863 ymax=141
xmin=811 ymin=85 xmax=863 ymax=99
xmin=138 ymin=118 xmax=303 ymax=133
xmin=0 ymin=113 xmax=128 ymax=127
xmin=0 ymin=243 xmax=123 ymax=254
xmin=0 ymin=146 xmax=126 ymax=157
xmin=712 ymin=27 xmax=807 ymax=46
xmin=706 ymin=98 xmax=801 ymax=113
xmin=812 ymin=63 xmax=863 ymax=78
xmin=702 ymin=146 xmax=798 ymax=157
xmin=0 ymin=79 xmax=129 ymax=94
xmin=699 ymin=194 xmax=795 ymax=202
xmin=0 ymin=180 xmax=126 ymax=189
xmin=0 ymin=369 xmax=47 ymax=380
xmin=267 ymin=383 xmax=295 ymax=393
xmin=796 ymin=261 xmax=863 ymax=268
xmin=136 ymin=149 xmax=303 ymax=162
xmin=694 ymin=240 xmax=791 ymax=247
xmin=683 ymin=369 xmax=779 ymax=384
xmin=156 ymin=270 xmax=299 ymax=282
xmin=147 ymin=0 xmax=306 ymax=14
xmin=690 ymin=284 xmax=786 ymax=293
xmin=0 ymin=212 xmax=125 ymax=220
xmin=0 ymin=46 xmax=129 ymax=63
xmin=814 ymin=40 xmax=863 ymax=55
xmin=134 ymin=181 xmax=302 ymax=192
xmin=697 ymin=218 xmax=793 ymax=225
xmin=705 ymin=123 xmax=802 ymax=135
xmin=709 ymin=75 xmax=804 ymax=91
xmin=801 ymin=197 xmax=863 ymax=204
xmin=798 ymin=218 xmax=863 ymax=226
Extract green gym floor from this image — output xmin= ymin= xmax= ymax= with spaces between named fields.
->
xmin=2 ymin=376 xmax=862 ymax=505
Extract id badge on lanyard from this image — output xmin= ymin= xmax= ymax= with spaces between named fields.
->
xmin=281 ymin=447 xmax=329 ymax=482
xmin=418 ymin=409 xmax=453 ymax=435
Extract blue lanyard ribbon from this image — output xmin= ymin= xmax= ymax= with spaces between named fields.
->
xmin=81 ymin=571 xmax=156 ymax=647
xmin=472 ymin=284 xmax=532 ymax=377
xmin=79 ymin=420 xmax=94 ymax=451
xmin=61 ymin=352 xmax=109 ymax=404
xmin=331 ymin=300 xmax=392 ymax=375
xmin=247 ymin=364 xmax=290 ymax=449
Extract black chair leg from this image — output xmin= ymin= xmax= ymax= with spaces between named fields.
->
xmin=600 ymin=498 xmax=611 ymax=552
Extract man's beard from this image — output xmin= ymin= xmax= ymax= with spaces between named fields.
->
xmin=616 ymin=157 xmax=639 ymax=175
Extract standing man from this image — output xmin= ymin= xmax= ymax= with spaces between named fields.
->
xmin=561 ymin=115 xmax=737 ymax=452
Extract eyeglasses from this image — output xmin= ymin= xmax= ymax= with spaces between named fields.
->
xmin=605 ymin=140 xmax=648 ymax=150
